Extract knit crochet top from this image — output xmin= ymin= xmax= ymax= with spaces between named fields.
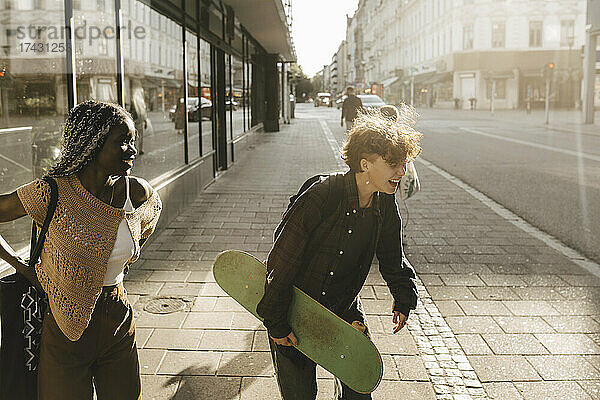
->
xmin=17 ymin=175 xmax=162 ymax=341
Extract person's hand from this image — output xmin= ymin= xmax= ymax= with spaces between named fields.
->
xmin=392 ymin=311 xmax=407 ymax=334
xmin=271 ymin=331 xmax=298 ymax=347
xmin=351 ymin=320 xmax=367 ymax=335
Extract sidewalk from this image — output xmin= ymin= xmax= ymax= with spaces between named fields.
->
xmin=126 ymin=110 xmax=600 ymax=399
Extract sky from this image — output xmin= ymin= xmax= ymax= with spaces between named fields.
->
xmin=291 ymin=0 xmax=359 ymax=78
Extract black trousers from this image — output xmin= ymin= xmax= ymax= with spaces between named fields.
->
xmin=268 ymin=338 xmax=372 ymax=400
xmin=38 ymin=283 xmax=140 ymax=400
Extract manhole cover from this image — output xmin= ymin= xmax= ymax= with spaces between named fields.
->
xmin=144 ymin=298 xmax=186 ymax=314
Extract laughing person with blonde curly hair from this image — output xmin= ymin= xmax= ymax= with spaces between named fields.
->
xmin=257 ymin=106 xmax=423 ymax=400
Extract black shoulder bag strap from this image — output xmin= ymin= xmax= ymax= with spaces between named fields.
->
xmin=29 ymin=177 xmax=58 ymax=268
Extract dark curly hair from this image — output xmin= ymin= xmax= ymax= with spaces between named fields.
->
xmin=47 ymin=100 xmax=133 ymax=177
xmin=340 ymin=105 xmax=422 ymax=172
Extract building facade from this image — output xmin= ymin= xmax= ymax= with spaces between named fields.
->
xmin=337 ymin=0 xmax=589 ymax=110
xmin=0 ymin=0 xmax=294 ymax=253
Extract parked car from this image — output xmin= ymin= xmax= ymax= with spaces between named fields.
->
xmin=225 ymin=99 xmax=238 ymax=111
xmin=190 ymin=97 xmax=212 ymax=121
xmin=336 ymin=95 xmax=347 ymax=109
xmin=315 ymin=92 xmax=331 ymax=107
xmin=169 ymin=104 xmax=177 ymax=121
xmin=357 ymin=94 xmax=385 ymax=109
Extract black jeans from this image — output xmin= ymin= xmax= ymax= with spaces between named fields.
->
xmin=38 ymin=283 xmax=140 ymax=400
xmin=268 ymin=338 xmax=372 ymax=400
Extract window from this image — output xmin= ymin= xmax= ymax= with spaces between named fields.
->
xmin=529 ymin=21 xmax=542 ymax=47
xmin=231 ymin=55 xmax=244 ymax=139
xmin=73 ymin=4 xmax=118 ymax=103
xmin=463 ymin=25 xmax=473 ymax=49
xmin=486 ymin=79 xmax=506 ymax=99
xmin=492 ymin=22 xmax=505 ymax=48
xmin=560 ymin=20 xmax=574 ymax=47
xmin=122 ymin=3 xmax=186 ymax=178
xmin=186 ymin=30 xmax=200 ymax=161
xmin=199 ymin=38 xmax=213 ymax=154
xmin=0 ymin=0 xmax=67 ymax=250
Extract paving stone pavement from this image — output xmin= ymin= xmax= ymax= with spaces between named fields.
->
xmin=125 ymin=109 xmax=600 ymax=399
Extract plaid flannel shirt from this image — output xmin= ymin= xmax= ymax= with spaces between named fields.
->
xmin=256 ymin=171 xmax=418 ymax=339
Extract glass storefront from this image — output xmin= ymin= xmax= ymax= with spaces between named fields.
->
xmin=0 ymin=0 xmax=271 ymax=254
xmin=186 ymin=29 xmax=200 ymax=161
xmin=231 ymin=55 xmax=244 ymax=138
xmin=0 ymin=0 xmax=68 ymax=249
xmin=73 ymin=0 xmax=118 ymax=103
xmin=122 ymin=2 xmax=185 ymax=179
xmin=199 ymin=38 xmax=213 ymax=155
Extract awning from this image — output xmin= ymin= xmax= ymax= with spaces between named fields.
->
xmin=222 ymin=0 xmax=295 ymax=61
xmin=421 ymin=72 xmax=453 ymax=85
xmin=381 ymin=76 xmax=399 ymax=87
xmin=482 ymin=71 xmax=515 ymax=80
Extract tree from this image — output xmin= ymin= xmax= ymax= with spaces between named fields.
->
xmin=289 ymin=63 xmax=312 ymax=103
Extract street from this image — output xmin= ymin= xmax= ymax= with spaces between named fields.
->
xmin=299 ymin=103 xmax=600 ymax=265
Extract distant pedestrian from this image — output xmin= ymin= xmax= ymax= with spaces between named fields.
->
xmin=0 ymin=100 xmax=162 ymax=399
xmin=258 ymin=107 xmax=423 ymax=400
xmin=129 ymin=85 xmax=148 ymax=155
xmin=174 ymin=97 xmax=185 ymax=135
xmin=341 ymin=87 xmax=363 ymax=132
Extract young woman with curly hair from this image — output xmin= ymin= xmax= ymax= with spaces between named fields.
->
xmin=0 ymin=100 xmax=162 ymax=399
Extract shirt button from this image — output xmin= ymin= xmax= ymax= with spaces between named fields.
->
xmin=339 ymin=250 xmax=344 ymax=255
xmin=322 ymin=291 xmax=326 ymax=295
xmin=330 ymin=271 xmax=334 ymax=276
xmin=348 ymin=229 xmax=352 ymax=234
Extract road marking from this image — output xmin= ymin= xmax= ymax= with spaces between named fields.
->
xmin=460 ymin=127 xmax=600 ymax=162
xmin=418 ymin=157 xmax=600 ymax=278
xmin=319 ymin=119 xmax=346 ymax=169
xmin=0 ymin=126 xmax=32 ymax=135
xmin=0 ymin=154 xmax=32 ymax=172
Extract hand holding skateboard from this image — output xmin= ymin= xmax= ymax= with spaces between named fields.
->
xmin=271 ymin=331 xmax=298 ymax=347
xmin=392 ymin=311 xmax=407 ymax=334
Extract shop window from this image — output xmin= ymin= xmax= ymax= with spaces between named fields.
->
xmin=186 ymin=30 xmax=200 ymax=161
xmin=486 ymin=79 xmax=506 ymax=99
xmin=0 ymin=0 xmax=67 ymax=250
xmin=73 ymin=3 xmax=118 ymax=103
xmin=121 ymin=2 xmax=186 ymax=179
xmin=199 ymin=38 xmax=213 ymax=155
xmin=231 ymin=55 xmax=244 ymax=138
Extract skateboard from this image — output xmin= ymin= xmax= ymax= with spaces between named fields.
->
xmin=213 ymin=250 xmax=383 ymax=394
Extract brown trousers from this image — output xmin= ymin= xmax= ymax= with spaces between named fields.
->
xmin=38 ymin=283 xmax=141 ymax=400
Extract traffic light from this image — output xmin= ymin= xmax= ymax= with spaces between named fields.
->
xmin=543 ymin=62 xmax=555 ymax=81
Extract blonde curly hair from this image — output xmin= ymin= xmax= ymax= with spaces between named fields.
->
xmin=340 ymin=104 xmax=423 ymax=172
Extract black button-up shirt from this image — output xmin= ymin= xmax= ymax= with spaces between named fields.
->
xmin=257 ymin=171 xmax=418 ymax=339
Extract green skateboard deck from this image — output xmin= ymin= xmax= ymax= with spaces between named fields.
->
xmin=213 ymin=250 xmax=383 ymax=394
